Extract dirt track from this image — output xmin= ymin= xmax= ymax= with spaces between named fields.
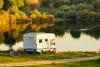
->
xmin=0 ymin=56 xmax=100 ymax=67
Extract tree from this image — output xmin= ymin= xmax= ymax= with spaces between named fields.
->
xmin=88 ymin=11 xmax=97 ymax=21
xmin=0 ymin=10 xmax=9 ymax=32
xmin=24 ymin=0 xmax=40 ymax=5
xmin=93 ymin=0 xmax=100 ymax=11
xmin=8 ymin=5 xmax=19 ymax=14
xmin=76 ymin=3 xmax=85 ymax=10
xmin=31 ymin=10 xmax=54 ymax=24
xmin=0 ymin=0 xmax=4 ymax=9
xmin=2 ymin=0 xmax=9 ymax=10
xmin=66 ymin=10 xmax=78 ymax=20
xmin=77 ymin=10 xmax=89 ymax=20
xmin=15 ymin=0 xmax=24 ymax=8
xmin=8 ymin=0 xmax=16 ymax=6
xmin=18 ymin=11 xmax=27 ymax=20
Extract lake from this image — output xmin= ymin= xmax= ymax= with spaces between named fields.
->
xmin=56 ymin=32 xmax=100 ymax=52
xmin=0 ymin=31 xmax=100 ymax=52
xmin=0 ymin=21 xmax=100 ymax=52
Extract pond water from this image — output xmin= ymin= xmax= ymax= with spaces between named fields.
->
xmin=0 ymin=21 xmax=100 ymax=52
xmin=0 ymin=32 xmax=100 ymax=52
xmin=56 ymin=33 xmax=100 ymax=52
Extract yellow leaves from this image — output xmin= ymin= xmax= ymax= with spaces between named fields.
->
xmin=15 ymin=11 xmax=28 ymax=20
xmin=42 ymin=12 xmax=48 ymax=19
xmin=0 ymin=23 xmax=9 ymax=32
xmin=9 ymin=15 xmax=17 ymax=22
xmin=31 ymin=14 xmax=37 ymax=19
xmin=8 ymin=15 xmax=17 ymax=30
xmin=8 ymin=6 xmax=19 ymax=14
xmin=16 ymin=23 xmax=29 ymax=32
xmin=30 ymin=10 xmax=54 ymax=24
xmin=33 ymin=10 xmax=41 ymax=15
xmin=47 ymin=15 xmax=54 ymax=18
xmin=0 ymin=10 xmax=17 ymax=32
xmin=31 ymin=0 xmax=40 ymax=4
xmin=18 ymin=11 xmax=27 ymax=20
xmin=31 ymin=10 xmax=42 ymax=20
xmin=25 ymin=0 xmax=40 ymax=5
xmin=15 ymin=12 xmax=20 ymax=19
xmin=31 ymin=10 xmax=42 ymax=18
xmin=0 ymin=11 xmax=9 ymax=32
xmin=42 ymin=12 xmax=54 ymax=19
xmin=0 ymin=0 xmax=3 ymax=9
xmin=0 ymin=9 xmax=54 ymax=33
xmin=0 ymin=10 xmax=9 ymax=20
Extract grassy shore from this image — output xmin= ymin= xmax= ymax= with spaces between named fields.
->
xmin=0 ymin=51 xmax=99 ymax=63
xmin=30 ymin=59 xmax=100 ymax=67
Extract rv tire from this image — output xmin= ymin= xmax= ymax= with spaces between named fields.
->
xmin=52 ymin=48 xmax=56 ymax=53
xmin=40 ymin=50 xmax=43 ymax=54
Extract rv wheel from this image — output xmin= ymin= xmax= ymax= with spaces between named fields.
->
xmin=52 ymin=48 xmax=56 ymax=53
xmin=40 ymin=50 xmax=43 ymax=55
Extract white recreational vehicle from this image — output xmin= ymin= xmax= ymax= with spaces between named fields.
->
xmin=23 ymin=32 xmax=56 ymax=53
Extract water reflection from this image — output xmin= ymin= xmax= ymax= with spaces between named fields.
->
xmin=0 ymin=42 xmax=23 ymax=51
xmin=0 ymin=21 xmax=100 ymax=51
xmin=0 ymin=33 xmax=100 ymax=52
xmin=0 ymin=27 xmax=100 ymax=44
xmin=83 ymin=27 xmax=100 ymax=40
xmin=70 ymin=31 xmax=81 ymax=39
xmin=56 ymin=33 xmax=100 ymax=52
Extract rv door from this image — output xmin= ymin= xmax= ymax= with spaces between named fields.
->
xmin=24 ymin=36 xmax=36 ymax=52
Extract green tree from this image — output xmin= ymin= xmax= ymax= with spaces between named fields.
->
xmin=66 ymin=10 xmax=78 ymax=20
xmin=77 ymin=3 xmax=85 ymax=10
xmin=93 ymin=0 xmax=100 ymax=11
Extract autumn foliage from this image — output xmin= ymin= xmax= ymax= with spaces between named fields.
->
xmin=0 ymin=9 xmax=54 ymax=32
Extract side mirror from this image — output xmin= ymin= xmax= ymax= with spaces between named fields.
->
xmin=53 ymin=43 xmax=55 ymax=45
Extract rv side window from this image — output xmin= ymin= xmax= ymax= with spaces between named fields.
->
xmin=39 ymin=39 xmax=42 ymax=43
xmin=45 ymin=39 xmax=48 ymax=42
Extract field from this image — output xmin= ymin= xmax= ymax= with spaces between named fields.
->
xmin=30 ymin=59 xmax=100 ymax=67
xmin=0 ymin=51 xmax=99 ymax=63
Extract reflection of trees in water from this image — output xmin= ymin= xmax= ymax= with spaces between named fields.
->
xmin=3 ymin=32 xmax=16 ymax=51
xmin=70 ymin=31 xmax=81 ymax=39
xmin=0 ymin=30 xmax=23 ymax=44
xmin=0 ymin=32 xmax=4 ymax=44
xmin=69 ymin=27 xmax=100 ymax=39
xmin=41 ymin=22 xmax=68 ymax=36
xmin=0 ymin=24 xmax=100 ymax=44
xmin=83 ymin=27 xmax=100 ymax=40
xmin=0 ymin=23 xmax=52 ymax=44
xmin=41 ymin=22 xmax=100 ymax=39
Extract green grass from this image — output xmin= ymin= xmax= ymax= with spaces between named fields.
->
xmin=0 ymin=51 xmax=99 ymax=63
xmin=23 ymin=59 xmax=100 ymax=67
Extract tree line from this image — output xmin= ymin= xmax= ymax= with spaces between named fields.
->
xmin=0 ymin=0 xmax=100 ymax=32
xmin=41 ymin=0 xmax=100 ymax=22
xmin=0 ymin=0 xmax=54 ymax=33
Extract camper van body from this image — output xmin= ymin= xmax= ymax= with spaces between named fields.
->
xmin=23 ymin=33 xmax=56 ymax=53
